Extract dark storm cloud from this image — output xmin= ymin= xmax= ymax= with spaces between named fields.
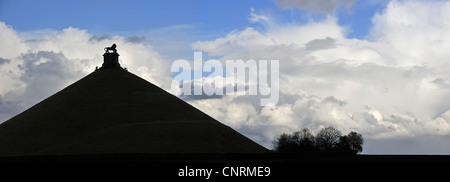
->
xmin=364 ymin=135 xmax=450 ymax=154
xmin=431 ymin=78 xmax=450 ymax=89
xmin=17 ymin=51 xmax=83 ymax=107
xmin=125 ymin=36 xmax=147 ymax=44
xmin=0 ymin=51 xmax=84 ymax=123
xmin=322 ymin=96 xmax=347 ymax=106
xmin=0 ymin=58 xmax=10 ymax=65
xmin=305 ymin=37 xmax=336 ymax=51
xmin=275 ymin=0 xmax=356 ymax=14
xmin=20 ymin=51 xmax=68 ymax=77
xmin=89 ymin=34 xmax=111 ymax=42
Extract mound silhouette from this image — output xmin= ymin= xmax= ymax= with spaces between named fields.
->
xmin=0 ymin=67 xmax=268 ymax=156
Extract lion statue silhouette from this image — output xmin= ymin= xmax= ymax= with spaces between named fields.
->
xmin=104 ymin=43 xmax=117 ymax=53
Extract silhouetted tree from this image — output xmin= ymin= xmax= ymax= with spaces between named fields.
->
xmin=336 ymin=135 xmax=351 ymax=152
xmin=273 ymin=133 xmax=298 ymax=153
xmin=336 ymin=131 xmax=364 ymax=154
xmin=315 ymin=126 xmax=342 ymax=152
xmin=273 ymin=129 xmax=316 ymax=153
xmin=346 ymin=131 xmax=364 ymax=153
xmin=295 ymin=128 xmax=316 ymax=153
xmin=273 ymin=126 xmax=364 ymax=154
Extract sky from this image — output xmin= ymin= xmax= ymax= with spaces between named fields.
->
xmin=1 ymin=0 xmax=450 ymax=154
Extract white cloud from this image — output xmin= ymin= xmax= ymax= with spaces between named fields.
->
xmin=191 ymin=16 xmax=345 ymax=56
xmin=0 ymin=22 xmax=29 ymax=59
xmin=370 ymin=0 xmax=450 ymax=66
xmin=190 ymin=3 xmax=450 ymax=153
xmin=248 ymin=8 xmax=271 ymax=24
xmin=274 ymin=0 xmax=356 ymax=14
xmin=0 ymin=22 xmax=171 ymax=123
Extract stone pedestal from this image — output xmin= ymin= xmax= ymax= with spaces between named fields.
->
xmin=102 ymin=52 xmax=122 ymax=69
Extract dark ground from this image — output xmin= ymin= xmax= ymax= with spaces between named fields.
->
xmin=2 ymin=153 xmax=450 ymax=162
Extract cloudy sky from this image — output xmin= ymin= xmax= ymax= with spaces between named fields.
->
xmin=2 ymin=0 xmax=450 ymax=154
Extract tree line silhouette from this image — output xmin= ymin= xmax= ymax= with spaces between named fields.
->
xmin=272 ymin=126 xmax=363 ymax=154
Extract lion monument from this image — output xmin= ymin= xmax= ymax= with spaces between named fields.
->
xmin=104 ymin=43 xmax=117 ymax=53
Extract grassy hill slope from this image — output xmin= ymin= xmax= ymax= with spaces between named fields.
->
xmin=0 ymin=69 xmax=268 ymax=156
